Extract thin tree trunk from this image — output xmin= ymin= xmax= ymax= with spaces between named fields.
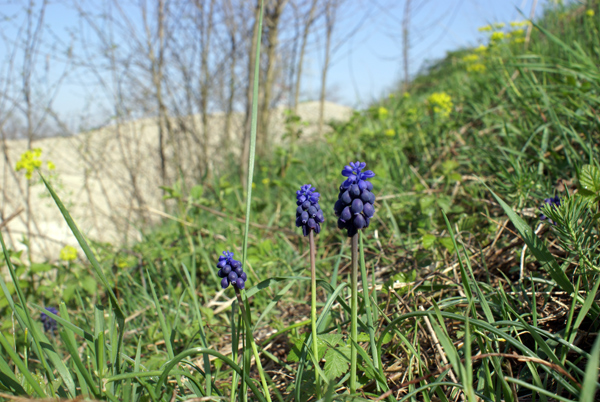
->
xmin=402 ymin=0 xmax=411 ymax=93
xmin=199 ymin=0 xmax=216 ymax=177
xmin=258 ymin=0 xmax=288 ymax=154
xmin=318 ymin=1 xmax=335 ymax=135
xmin=294 ymin=0 xmax=318 ymax=113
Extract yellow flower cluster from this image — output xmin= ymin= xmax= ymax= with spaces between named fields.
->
xmin=384 ymin=129 xmax=395 ymax=137
xmin=462 ymin=53 xmax=486 ymax=73
xmin=493 ymin=22 xmax=505 ymax=29
xmin=510 ymin=20 xmax=530 ymax=27
xmin=467 ymin=63 xmax=486 ymax=73
xmin=491 ymin=32 xmax=505 ymax=41
xmin=378 ymin=107 xmax=389 ymax=119
xmin=427 ymin=92 xmax=453 ymax=118
xmin=60 ymin=245 xmax=78 ymax=262
xmin=478 ymin=25 xmax=492 ymax=32
xmin=462 ymin=54 xmax=479 ymax=63
xmin=586 ymin=9 xmax=595 ymax=17
xmin=15 ymin=148 xmax=42 ymax=180
xmin=475 ymin=45 xmax=487 ymax=53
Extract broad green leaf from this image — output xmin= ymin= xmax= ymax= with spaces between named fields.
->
xmin=323 ymin=344 xmax=351 ymax=380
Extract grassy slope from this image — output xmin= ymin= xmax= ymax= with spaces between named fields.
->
xmin=2 ymin=1 xmax=600 ymax=400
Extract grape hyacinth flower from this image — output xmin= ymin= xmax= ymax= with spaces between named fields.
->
xmin=217 ymin=251 xmax=247 ymax=290
xmin=334 ymin=161 xmax=376 ymax=237
xmin=295 ymin=184 xmax=324 ymax=236
xmin=40 ymin=307 xmax=58 ymax=334
xmin=539 ymin=195 xmax=560 ymax=225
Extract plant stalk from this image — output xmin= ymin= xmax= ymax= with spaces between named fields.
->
xmin=235 ymin=289 xmax=272 ymax=402
xmin=359 ymin=231 xmax=381 ymax=384
xmin=309 ymin=230 xmax=320 ymax=398
xmin=350 ymin=233 xmax=358 ymax=394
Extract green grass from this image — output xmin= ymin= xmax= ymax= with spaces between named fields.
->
xmin=1 ymin=0 xmax=600 ymax=401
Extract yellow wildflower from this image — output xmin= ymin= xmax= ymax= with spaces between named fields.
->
xmin=466 ymin=63 xmax=486 ymax=73
xmin=478 ymin=25 xmax=492 ymax=32
xmin=378 ymin=106 xmax=389 ymax=119
xmin=491 ymin=32 xmax=505 ymax=41
xmin=15 ymin=148 xmax=43 ymax=180
xmin=427 ymin=92 xmax=453 ymax=118
xmin=47 ymin=161 xmax=56 ymax=170
xmin=60 ymin=245 xmax=78 ymax=262
xmin=586 ymin=9 xmax=595 ymax=17
xmin=403 ymin=92 xmax=410 ymax=99
xmin=462 ymin=54 xmax=479 ymax=63
xmin=384 ymin=129 xmax=395 ymax=137
xmin=513 ymin=37 xmax=525 ymax=44
xmin=493 ymin=22 xmax=506 ymax=29
xmin=262 ymin=178 xmax=270 ymax=185
xmin=511 ymin=29 xmax=525 ymax=36
xmin=475 ymin=45 xmax=487 ymax=53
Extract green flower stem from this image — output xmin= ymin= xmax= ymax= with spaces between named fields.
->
xmin=235 ymin=289 xmax=272 ymax=402
xmin=359 ymin=231 xmax=380 ymax=378
xmin=350 ymin=233 xmax=359 ymax=394
xmin=309 ymin=230 xmax=320 ymax=398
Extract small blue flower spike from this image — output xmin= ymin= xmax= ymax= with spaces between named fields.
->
xmin=40 ymin=307 xmax=58 ymax=334
xmin=335 ymin=161 xmax=376 ymax=237
xmin=217 ymin=251 xmax=247 ymax=290
xmin=295 ymin=184 xmax=324 ymax=236
xmin=539 ymin=196 xmax=560 ymax=225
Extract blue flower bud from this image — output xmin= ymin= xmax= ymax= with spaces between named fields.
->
xmin=218 ymin=269 xmax=226 ymax=278
xmin=221 ymin=278 xmax=229 ymax=289
xmin=334 ymin=199 xmax=345 ymax=215
xmin=353 ymin=214 xmax=366 ymax=229
xmin=350 ymin=184 xmax=360 ymax=198
xmin=228 ymin=271 xmax=238 ymax=282
xmin=302 ymin=201 xmax=311 ymax=209
xmin=235 ymin=266 xmax=243 ymax=276
xmin=222 ymin=265 xmax=232 ymax=275
xmin=358 ymin=180 xmax=367 ymax=190
xmin=216 ymin=251 xmax=247 ymax=290
xmin=297 ymin=195 xmax=307 ymax=204
xmin=231 ymin=260 xmax=241 ymax=268
xmin=297 ymin=205 xmax=304 ymax=215
xmin=338 ymin=218 xmax=347 ymax=229
xmin=236 ymin=278 xmax=245 ymax=289
xmin=340 ymin=190 xmax=352 ymax=205
xmin=301 ymin=211 xmax=309 ymax=223
xmin=341 ymin=206 xmax=352 ymax=222
xmin=351 ymin=198 xmax=363 ymax=215
xmin=363 ymin=202 xmax=375 ymax=218
xmin=315 ymin=209 xmax=324 ymax=223
xmin=217 ymin=260 xmax=227 ymax=269
xmin=366 ymin=181 xmax=373 ymax=191
xmin=308 ymin=206 xmax=318 ymax=217
xmin=240 ymin=272 xmax=247 ymax=281
xmin=307 ymin=218 xmax=317 ymax=229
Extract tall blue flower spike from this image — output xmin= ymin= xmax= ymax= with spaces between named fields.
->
xmin=217 ymin=251 xmax=247 ymax=290
xmin=335 ymin=161 xmax=376 ymax=237
xmin=295 ymin=184 xmax=325 ymax=236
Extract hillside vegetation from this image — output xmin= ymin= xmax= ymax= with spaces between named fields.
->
xmin=1 ymin=1 xmax=600 ymax=401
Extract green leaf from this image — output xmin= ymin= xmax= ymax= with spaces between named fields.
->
xmin=30 ymin=263 xmax=53 ymax=273
xmin=580 ymin=334 xmax=600 ymax=402
xmin=422 ymin=234 xmax=436 ymax=249
xmin=579 ymin=164 xmax=600 ymax=202
xmin=323 ymin=344 xmax=351 ymax=380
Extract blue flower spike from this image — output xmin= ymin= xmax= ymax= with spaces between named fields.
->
xmin=335 ymin=161 xmax=376 ymax=237
xmin=539 ymin=196 xmax=560 ymax=225
xmin=295 ymin=184 xmax=324 ymax=236
xmin=217 ymin=251 xmax=247 ymax=290
xmin=40 ymin=307 xmax=58 ymax=334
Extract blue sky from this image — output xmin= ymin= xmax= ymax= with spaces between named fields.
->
xmin=0 ymin=0 xmax=554 ymax=128
xmin=308 ymin=0 xmax=552 ymax=107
